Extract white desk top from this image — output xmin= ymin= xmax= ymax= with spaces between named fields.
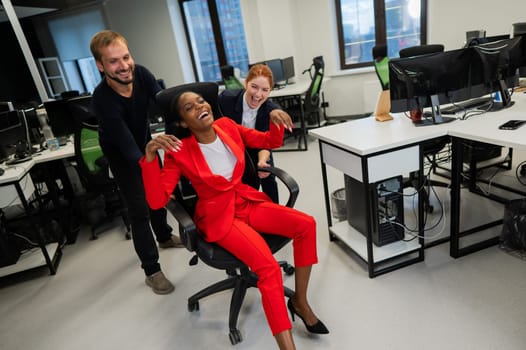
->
xmin=0 ymin=142 xmax=75 ymax=185
xmin=269 ymin=77 xmax=330 ymax=98
xmin=447 ymin=94 xmax=526 ymax=149
xmin=310 ymin=92 xmax=526 ymax=155
xmin=309 ymin=113 xmax=451 ymax=156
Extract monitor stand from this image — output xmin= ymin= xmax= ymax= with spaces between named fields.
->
xmin=413 ymin=94 xmax=456 ymax=127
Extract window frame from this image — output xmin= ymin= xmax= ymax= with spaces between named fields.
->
xmin=178 ymin=0 xmax=233 ymax=82
xmin=335 ymin=0 xmax=428 ymax=70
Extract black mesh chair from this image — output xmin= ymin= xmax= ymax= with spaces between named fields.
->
xmin=156 ymin=82 xmax=297 ymax=345
xmin=67 ymin=96 xmax=131 ymax=240
xmin=399 ymin=45 xmax=450 ymax=212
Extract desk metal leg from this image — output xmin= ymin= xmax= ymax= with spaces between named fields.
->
xmin=450 ymin=137 xmax=503 ymax=258
xmin=14 ymin=181 xmax=59 ymax=275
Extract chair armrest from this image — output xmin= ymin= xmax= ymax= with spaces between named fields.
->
xmin=258 ymin=166 xmax=299 ymax=208
xmin=165 ymin=199 xmax=197 ymax=252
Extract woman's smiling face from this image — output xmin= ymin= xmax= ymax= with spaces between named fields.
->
xmin=177 ymin=92 xmax=214 ymax=131
xmin=244 ymin=75 xmax=272 ymax=109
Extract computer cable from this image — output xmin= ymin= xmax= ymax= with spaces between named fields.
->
xmin=378 ymin=173 xmax=448 ymax=240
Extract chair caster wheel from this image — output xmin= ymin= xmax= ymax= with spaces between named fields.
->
xmin=229 ymin=329 xmax=242 ymax=345
xmin=188 ymin=300 xmax=199 ymax=312
xmin=283 ymin=264 xmax=295 ymax=276
xmin=426 ymin=205 xmax=434 ymax=213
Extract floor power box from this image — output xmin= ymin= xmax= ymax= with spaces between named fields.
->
xmin=344 ymin=174 xmax=405 ymax=247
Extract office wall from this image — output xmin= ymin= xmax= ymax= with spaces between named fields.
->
xmin=102 ymin=0 xmax=188 ymax=87
xmin=241 ymin=0 xmax=526 ymax=117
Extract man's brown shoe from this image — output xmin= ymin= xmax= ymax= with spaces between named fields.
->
xmin=145 ymin=271 xmax=175 ymax=294
xmin=158 ymin=235 xmax=185 ymax=249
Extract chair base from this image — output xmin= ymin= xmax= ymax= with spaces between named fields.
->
xmin=187 ymin=261 xmax=295 ymax=345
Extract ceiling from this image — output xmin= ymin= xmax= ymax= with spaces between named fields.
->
xmin=0 ymin=0 xmax=99 ymax=23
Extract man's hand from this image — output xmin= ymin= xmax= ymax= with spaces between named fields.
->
xmin=145 ymin=134 xmax=182 ymax=162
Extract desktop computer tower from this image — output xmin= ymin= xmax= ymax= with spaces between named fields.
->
xmin=345 ymin=175 xmax=405 ymax=247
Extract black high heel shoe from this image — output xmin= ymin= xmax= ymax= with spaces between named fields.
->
xmin=287 ymin=299 xmax=329 ymax=334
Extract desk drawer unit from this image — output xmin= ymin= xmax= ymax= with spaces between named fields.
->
xmin=320 ymin=142 xmax=419 ymax=183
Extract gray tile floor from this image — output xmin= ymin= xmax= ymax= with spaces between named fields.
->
xmin=1 ymin=137 xmax=526 ymax=350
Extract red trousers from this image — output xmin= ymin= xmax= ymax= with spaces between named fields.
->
xmin=215 ymin=198 xmax=318 ymax=335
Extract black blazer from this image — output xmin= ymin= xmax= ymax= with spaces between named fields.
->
xmin=218 ymin=89 xmax=280 ymax=133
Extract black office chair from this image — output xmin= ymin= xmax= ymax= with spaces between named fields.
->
xmin=399 ymin=44 xmax=449 ymax=212
xmin=67 ymin=97 xmax=131 ymax=240
xmin=279 ymin=55 xmax=325 ymax=126
xmin=156 ymin=82 xmax=297 ymax=345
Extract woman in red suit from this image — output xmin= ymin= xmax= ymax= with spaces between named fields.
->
xmin=139 ymin=91 xmax=328 ymax=349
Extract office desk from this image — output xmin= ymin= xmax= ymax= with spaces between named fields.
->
xmin=270 ymin=81 xmax=311 ymax=151
xmin=270 ymin=79 xmax=329 ymax=152
xmin=310 ymin=115 xmax=451 ymax=277
xmin=311 ymin=92 xmax=526 ymax=276
xmin=447 ymin=95 xmax=526 ymax=258
xmin=0 ymin=142 xmax=75 ymax=277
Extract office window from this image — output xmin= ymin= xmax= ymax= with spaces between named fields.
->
xmin=179 ymin=0 xmax=249 ymax=82
xmin=335 ymin=0 xmax=427 ymax=69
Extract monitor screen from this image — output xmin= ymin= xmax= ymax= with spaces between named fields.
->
xmin=0 ymin=101 xmax=14 ymax=113
xmin=389 ymin=47 xmax=473 ymax=113
xmin=265 ymin=58 xmax=286 ymax=87
xmin=0 ymin=111 xmax=26 ymax=162
xmin=282 ymin=56 xmax=295 ymax=82
xmin=390 ymin=38 xmax=521 ymax=117
xmin=470 ymin=37 xmax=522 ymax=107
xmin=43 ymin=99 xmax=78 ymax=138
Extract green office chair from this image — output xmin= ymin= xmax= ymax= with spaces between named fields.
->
xmin=220 ymin=65 xmax=244 ymax=90
xmin=372 ymin=44 xmax=390 ymax=91
xmin=282 ymin=55 xmax=325 ymax=129
xmin=68 ymin=97 xmax=131 ymax=240
xmin=372 ymin=44 xmax=393 ymax=121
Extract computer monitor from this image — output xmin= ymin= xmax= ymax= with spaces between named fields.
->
xmin=511 ymin=22 xmax=526 ymax=77
xmin=43 ymin=99 xmax=78 ymax=140
xmin=389 ymin=47 xmax=473 ymax=124
xmin=0 ymin=110 xmax=29 ymax=163
xmin=281 ymin=56 xmax=295 ymax=83
xmin=264 ymin=58 xmax=286 ymax=87
xmin=390 ymin=38 xmax=521 ymax=125
xmin=470 ymin=36 xmax=522 ymax=110
xmin=0 ymin=101 xmax=15 ymax=113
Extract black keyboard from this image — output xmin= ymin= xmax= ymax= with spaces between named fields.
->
xmin=441 ymin=97 xmax=492 ymax=114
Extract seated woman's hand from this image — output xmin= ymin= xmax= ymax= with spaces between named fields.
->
xmin=257 ymin=160 xmax=271 ymax=179
xmin=145 ymin=134 xmax=182 ymax=162
xmin=270 ymin=109 xmax=293 ymax=132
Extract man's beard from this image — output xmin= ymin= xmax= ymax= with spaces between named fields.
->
xmin=106 ymin=68 xmax=134 ymax=85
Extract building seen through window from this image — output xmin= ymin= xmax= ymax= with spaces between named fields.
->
xmin=335 ymin=0 xmax=426 ymax=69
xmin=180 ymin=0 xmax=249 ymax=82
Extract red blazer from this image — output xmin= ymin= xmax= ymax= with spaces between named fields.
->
xmin=140 ymin=117 xmax=285 ymax=242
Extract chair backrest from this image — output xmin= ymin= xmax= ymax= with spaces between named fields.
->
xmin=399 ymin=44 xmax=445 ymax=58
xmin=67 ymin=97 xmax=110 ymax=185
xmin=304 ymin=56 xmax=325 ymax=112
xmin=158 ymin=81 xmax=261 ymax=213
xmin=372 ymin=44 xmax=389 ymax=90
xmin=156 ymin=82 xmax=221 ymax=137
